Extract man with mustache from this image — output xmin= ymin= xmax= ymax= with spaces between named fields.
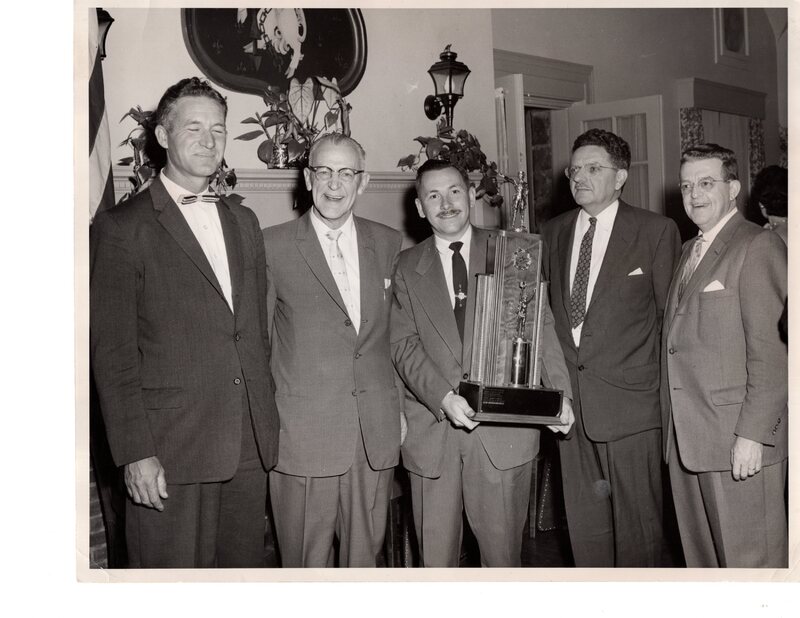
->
xmin=541 ymin=128 xmax=681 ymax=566
xmin=391 ymin=159 xmax=574 ymax=566
xmin=263 ymin=133 xmax=403 ymax=567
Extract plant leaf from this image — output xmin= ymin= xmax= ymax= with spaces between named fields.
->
xmin=316 ymin=76 xmax=340 ymax=92
xmin=288 ymin=77 xmax=315 ymax=125
xmin=324 ymin=110 xmax=339 ymax=129
xmin=240 ymin=117 xmax=261 ymax=125
xmin=235 ymin=130 xmax=264 ymax=141
xmin=426 ymin=139 xmax=444 ymax=160
xmin=414 ymin=136 xmax=432 ymax=146
xmin=320 ymin=79 xmax=339 ymax=109
xmin=117 ymin=157 xmax=134 ymax=166
xmin=397 ymin=155 xmax=417 ymax=169
xmin=257 ymin=139 xmax=274 ymax=164
xmin=286 ymin=138 xmax=306 ymax=161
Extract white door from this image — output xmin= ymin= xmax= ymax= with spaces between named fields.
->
xmin=567 ymin=95 xmax=665 ymax=214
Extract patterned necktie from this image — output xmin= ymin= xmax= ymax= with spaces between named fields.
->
xmin=179 ymin=193 xmax=219 ymax=205
xmin=325 ymin=230 xmax=356 ymax=330
xmin=450 ymin=241 xmax=468 ymax=343
xmin=677 ymin=235 xmax=705 ymax=302
xmin=570 ymin=216 xmax=597 ymax=328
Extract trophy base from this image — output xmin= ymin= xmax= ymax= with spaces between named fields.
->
xmin=459 ymin=381 xmax=563 ymax=425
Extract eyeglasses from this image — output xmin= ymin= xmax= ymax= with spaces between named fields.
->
xmin=679 ymin=178 xmax=729 ymax=195
xmin=308 ymin=166 xmax=364 ymax=184
xmin=564 ymin=164 xmax=619 ymax=180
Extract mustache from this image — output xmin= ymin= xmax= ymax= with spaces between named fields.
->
xmin=437 ymin=208 xmax=461 ymax=217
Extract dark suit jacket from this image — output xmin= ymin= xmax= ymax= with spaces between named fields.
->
xmin=264 ymin=211 xmax=403 ymax=477
xmin=541 ymin=200 xmax=681 ymax=441
xmin=90 ymin=177 xmax=279 ymax=483
xmin=661 ymin=212 xmax=787 ymax=471
xmin=391 ymin=227 xmax=573 ymax=478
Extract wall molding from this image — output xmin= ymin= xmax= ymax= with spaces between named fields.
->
xmin=675 ymin=77 xmax=765 ymax=119
xmin=493 ymin=48 xmax=593 ymax=106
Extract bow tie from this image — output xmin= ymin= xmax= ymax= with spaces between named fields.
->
xmin=179 ymin=193 xmax=219 ymax=205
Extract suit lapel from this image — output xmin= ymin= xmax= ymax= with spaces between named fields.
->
xmin=355 ymin=217 xmax=379 ymax=338
xmin=586 ymin=201 xmax=634 ymax=315
xmin=414 ymin=237 xmax=463 ymax=363
xmin=152 ymin=177 xmax=226 ymax=304
xmin=556 ymin=210 xmax=578 ymax=320
xmin=294 ymin=210 xmax=349 ymax=318
xmin=217 ymin=198 xmax=244 ymax=315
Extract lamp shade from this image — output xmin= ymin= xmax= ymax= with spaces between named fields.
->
xmin=427 ymin=46 xmax=470 ymax=98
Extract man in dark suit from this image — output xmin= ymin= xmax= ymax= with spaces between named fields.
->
xmin=662 ymin=144 xmax=787 ymax=567
xmin=90 ymin=77 xmax=279 ymax=567
xmin=391 ymin=159 xmax=574 ymax=567
xmin=541 ymin=129 xmax=681 ymax=567
xmin=263 ymin=134 xmax=403 ymax=567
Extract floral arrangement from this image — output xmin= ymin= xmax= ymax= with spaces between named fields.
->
xmin=235 ymin=76 xmax=350 ymax=167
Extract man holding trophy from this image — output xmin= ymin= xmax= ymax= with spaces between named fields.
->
xmin=391 ymin=159 xmax=574 ymax=567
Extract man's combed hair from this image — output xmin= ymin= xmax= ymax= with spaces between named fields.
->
xmin=415 ymin=158 xmax=471 ymax=195
xmin=308 ymin=133 xmax=367 ymax=168
xmin=681 ymin=143 xmax=739 ymax=181
xmin=572 ymin=128 xmax=631 ymax=170
xmin=155 ymin=77 xmax=228 ymax=130
xmin=751 ymin=164 xmax=787 ymax=217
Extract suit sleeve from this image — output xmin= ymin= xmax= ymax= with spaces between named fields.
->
xmin=263 ymin=228 xmax=277 ymax=343
xmin=652 ymin=217 xmax=682 ymax=329
xmin=539 ymin=299 xmax=572 ymax=400
xmin=735 ymin=231 xmax=788 ymax=445
xmin=390 ymin=262 xmax=452 ymax=420
xmin=246 ymin=210 xmax=273 ymax=385
xmin=90 ymin=212 xmax=157 ymax=466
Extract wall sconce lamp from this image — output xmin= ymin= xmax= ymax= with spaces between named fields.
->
xmin=423 ymin=45 xmax=471 ymax=129
xmin=97 ymin=8 xmax=114 ymax=60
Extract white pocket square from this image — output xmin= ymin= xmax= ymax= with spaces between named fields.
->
xmin=628 ymin=267 xmax=644 ymax=276
xmin=703 ymin=280 xmax=725 ymax=292
xmin=384 ymin=278 xmax=392 ymax=289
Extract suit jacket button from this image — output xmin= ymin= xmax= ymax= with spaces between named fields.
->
xmin=233 ymin=378 xmax=241 ymax=385
xmin=354 ymin=353 xmax=362 ymax=359
xmin=352 ymin=390 xmax=358 ymax=397
xmin=668 ymin=347 xmax=676 ymax=354
xmin=578 ymin=365 xmax=585 ymax=372
xmin=463 ymin=373 xmax=469 ymax=380
xmin=234 ymin=333 xmax=241 ymax=342
xmin=345 ymin=319 xmax=352 ymax=326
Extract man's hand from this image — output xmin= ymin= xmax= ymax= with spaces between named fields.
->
xmin=124 ymin=456 xmax=168 ymax=510
xmin=547 ymin=397 xmax=574 ymax=435
xmin=730 ymin=436 xmax=763 ymax=481
xmin=441 ymin=391 xmax=479 ymax=431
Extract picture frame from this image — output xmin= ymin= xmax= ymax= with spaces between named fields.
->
xmin=714 ymin=7 xmax=749 ymax=67
xmin=181 ymin=8 xmax=368 ymax=97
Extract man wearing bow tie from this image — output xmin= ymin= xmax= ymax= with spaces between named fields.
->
xmin=541 ymin=129 xmax=681 ymax=566
xmin=91 ymin=77 xmax=279 ymax=567
xmin=662 ymin=144 xmax=787 ymax=567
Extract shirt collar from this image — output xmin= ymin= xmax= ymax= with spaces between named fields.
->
xmin=309 ymin=207 xmax=356 ymax=241
xmin=434 ymin=225 xmax=473 ymax=254
xmin=160 ymin=172 xmax=211 ymax=205
xmin=698 ymin=207 xmax=737 ymax=244
xmin=579 ymin=200 xmax=618 ymax=231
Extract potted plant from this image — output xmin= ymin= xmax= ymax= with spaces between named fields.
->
xmin=397 ymin=123 xmax=504 ymax=208
xmin=235 ymin=76 xmax=351 ymax=168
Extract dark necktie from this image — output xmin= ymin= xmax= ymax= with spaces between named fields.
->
xmin=450 ymin=241 xmax=468 ymax=343
xmin=179 ymin=193 xmax=219 ymax=205
xmin=570 ymin=216 xmax=597 ymax=328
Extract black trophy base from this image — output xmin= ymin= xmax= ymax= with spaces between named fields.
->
xmin=458 ymin=381 xmax=563 ymax=425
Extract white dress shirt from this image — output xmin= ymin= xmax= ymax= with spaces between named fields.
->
xmin=161 ymin=173 xmax=234 ymax=312
xmin=695 ymin=207 xmax=737 ymax=261
xmin=434 ymin=226 xmax=473 ymax=309
xmin=568 ymin=200 xmax=619 ymax=346
xmin=310 ymin=209 xmax=361 ymax=333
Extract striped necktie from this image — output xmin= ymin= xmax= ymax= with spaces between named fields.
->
xmin=450 ymin=241 xmax=468 ymax=343
xmin=570 ymin=216 xmax=597 ymax=328
xmin=677 ymin=235 xmax=705 ymax=302
xmin=179 ymin=193 xmax=219 ymax=205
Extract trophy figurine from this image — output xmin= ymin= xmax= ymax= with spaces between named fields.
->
xmin=458 ymin=170 xmax=563 ymax=424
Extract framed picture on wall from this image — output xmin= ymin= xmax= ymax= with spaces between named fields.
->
xmin=181 ymin=8 xmax=368 ymax=97
xmin=714 ymin=7 xmax=749 ymax=67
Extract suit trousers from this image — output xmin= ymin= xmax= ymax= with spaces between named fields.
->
xmin=126 ymin=408 xmax=267 ymax=568
xmin=408 ymin=426 xmax=533 ymax=567
xmin=269 ymin=430 xmax=393 ymax=567
xmin=668 ymin=440 xmax=787 ymax=568
xmin=559 ymin=398 xmax=663 ymax=567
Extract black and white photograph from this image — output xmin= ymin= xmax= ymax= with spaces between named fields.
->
xmin=18 ymin=0 xmax=790 ymax=610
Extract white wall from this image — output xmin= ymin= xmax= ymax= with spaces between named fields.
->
xmin=103 ymin=8 xmax=497 ymax=173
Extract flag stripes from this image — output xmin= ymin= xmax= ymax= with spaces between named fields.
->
xmin=89 ymin=10 xmax=114 ymax=219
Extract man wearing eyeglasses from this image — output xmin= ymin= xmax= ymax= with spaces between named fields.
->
xmin=661 ymin=144 xmax=787 ymax=567
xmin=541 ymin=128 xmax=681 ymax=567
xmin=263 ymin=133 xmax=403 ymax=567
